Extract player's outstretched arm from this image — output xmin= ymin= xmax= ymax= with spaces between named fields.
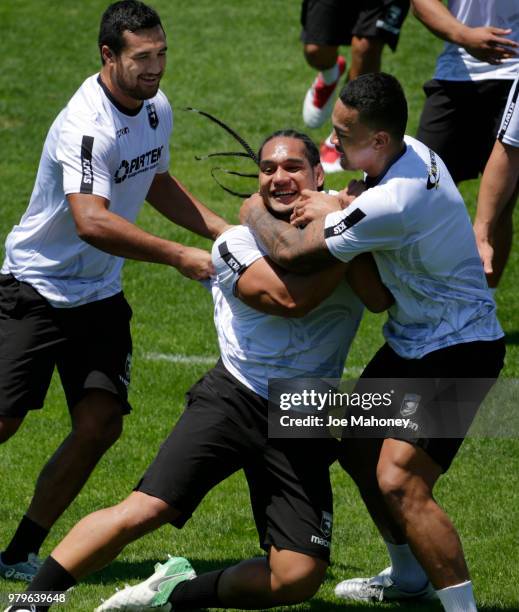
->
xmin=146 ymin=171 xmax=228 ymax=240
xmin=411 ymin=0 xmax=518 ymax=64
xmin=235 ymin=256 xmax=347 ymax=318
xmin=240 ymin=193 xmax=334 ymax=273
xmin=474 ymin=140 xmax=519 ymax=274
xmin=68 ymin=192 xmax=213 ymax=280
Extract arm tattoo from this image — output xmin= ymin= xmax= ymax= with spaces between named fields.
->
xmin=248 ymin=205 xmax=334 ymax=272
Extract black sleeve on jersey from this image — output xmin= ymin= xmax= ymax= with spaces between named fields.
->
xmin=218 ymin=241 xmax=248 ymax=277
xmin=80 ymin=135 xmax=95 ymax=194
xmin=499 ymin=79 xmax=519 ymax=142
xmin=324 ymin=208 xmax=366 ymax=239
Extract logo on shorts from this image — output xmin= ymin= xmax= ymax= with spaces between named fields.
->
xmin=401 ymin=393 xmax=421 ymax=417
xmin=119 ymin=353 xmax=132 ymax=389
xmin=320 ymin=510 xmax=333 ymax=538
xmin=310 ymin=534 xmax=331 ymax=548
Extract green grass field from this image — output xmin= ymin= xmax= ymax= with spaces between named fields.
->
xmin=1 ymin=1 xmax=518 ymax=610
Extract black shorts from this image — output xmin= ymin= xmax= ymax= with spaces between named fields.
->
xmin=136 ymin=361 xmax=336 ymax=562
xmin=340 ymin=338 xmax=506 ymax=472
xmin=0 ymin=274 xmax=133 ymax=417
xmin=301 ymin=0 xmax=409 ymax=50
xmin=416 ymin=79 xmax=513 ymax=183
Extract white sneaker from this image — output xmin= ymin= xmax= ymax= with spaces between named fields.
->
xmin=335 ymin=566 xmax=436 ymax=602
xmin=319 ymin=138 xmax=343 ymax=174
xmin=0 ymin=552 xmax=43 ymax=582
xmin=95 ymin=556 xmax=196 ymax=611
xmin=302 ymin=56 xmax=346 ymax=129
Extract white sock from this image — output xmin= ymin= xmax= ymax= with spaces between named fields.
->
xmin=437 ymin=580 xmax=477 ymax=612
xmin=385 ymin=541 xmax=429 ymax=591
xmin=320 ymin=62 xmax=339 ymax=84
xmin=324 ymin=134 xmax=334 ymax=148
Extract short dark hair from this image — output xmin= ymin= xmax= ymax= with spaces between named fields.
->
xmin=258 ymin=129 xmax=320 ymax=167
xmin=98 ymin=0 xmax=163 ymax=64
xmin=338 ymin=73 xmax=408 ymax=140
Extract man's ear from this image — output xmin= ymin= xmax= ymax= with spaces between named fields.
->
xmin=373 ymin=130 xmax=391 ymax=151
xmin=315 ymin=163 xmax=325 ymax=190
xmin=101 ymin=45 xmax=115 ymax=65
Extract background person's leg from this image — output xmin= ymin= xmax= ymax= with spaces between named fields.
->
xmin=0 ymin=416 xmax=23 ymax=443
xmin=376 ymin=439 xmax=469 ymax=589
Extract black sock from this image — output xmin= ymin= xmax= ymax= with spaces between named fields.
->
xmin=2 ymin=515 xmax=49 ymax=564
xmin=28 ymin=555 xmax=77 ymax=592
xmin=8 ymin=557 xmax=76 ymax=612
xmin=168 ymin=569 xmax=224 ymax=609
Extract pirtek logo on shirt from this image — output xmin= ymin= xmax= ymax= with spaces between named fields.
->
xmin=114 ymin=145 xmax=164 ymax=184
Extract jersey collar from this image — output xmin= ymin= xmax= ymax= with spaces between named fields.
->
xmin=97 ymin=75 xmax=143 ymax=117
xmin=365 ymin=143 xmax=407 ymax=189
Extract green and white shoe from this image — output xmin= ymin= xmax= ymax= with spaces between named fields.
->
xmin=95 ymin=556 xmax=196 ymax=611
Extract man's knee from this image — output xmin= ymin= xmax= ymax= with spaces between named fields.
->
xmin=303 ymin=44 xmax=338 ymax=70
xmin=113 ymin=492 xmax=178 ymax=538
xmin=270 ymin=550 xmax=327 ymax=604
xmin=0 ymin=416 xmax=23 ymax=443
xmin=351 ymin=36 xmax=384 ymax=72
xmin=377 ymin=441 xmax=441 ymax=513
xmin=72 ymin=390 xmax=124 ymax=450
xmin=377 ymin=462 xmax=431 ymax=516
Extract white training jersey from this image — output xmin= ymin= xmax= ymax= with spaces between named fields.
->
xmin=498 ymin=69 xmax=519 ymax=146
xmin=324 ymin=136 xmax=503 ymax=360
xmin=211 ymin=225 xmax=364 ymax=399
xmin=2 ymin=74 xmax=172 ymax=307
xmin=434 ymin=0 xmax=519 ymax=81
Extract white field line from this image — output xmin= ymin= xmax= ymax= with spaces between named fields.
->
xmin=144 ymin=352 xmax=218 ymax=365
xmin=144 ymin=352 xmax=364 ymax=377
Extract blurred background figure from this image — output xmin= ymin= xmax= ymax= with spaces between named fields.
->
xmin=301 ymin=0 xmax=409 ymax=173
xmin=474 ymin=70 xmax=519 ymax=290
xmin=413 ymin=0 xmax=519 ymax=292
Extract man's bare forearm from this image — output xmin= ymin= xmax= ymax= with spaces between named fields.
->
xmin=147 ymin=172 xmax=228 ymax=240
xmin=243 ymin=197 xmax=333 ymax=272
xmin=475 ymin=141 xmax=519 ymax=235
xmin=411 ymin=0 xmax=466 ymax=44
xmin=411 ymin=0 xmax=518 ymax=63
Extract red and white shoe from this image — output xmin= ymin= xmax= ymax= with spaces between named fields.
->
xmin=303 ymin=56 xmax=346 ymax=129
xmin=320 ymin=137 xmax=343 ymax=174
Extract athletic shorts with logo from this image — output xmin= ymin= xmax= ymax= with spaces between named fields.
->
xmin=416 ymin=79 xmax=513 ymax=183
xmin=301 ymin=0 xmax=409 ymax=50
xmin=136 ymin=360 xmax=336 ymax=562
xmin=0 ymin=274 xmax=133 ymax=416
xmin=340 ymin=338 xmax=505 ymax=472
